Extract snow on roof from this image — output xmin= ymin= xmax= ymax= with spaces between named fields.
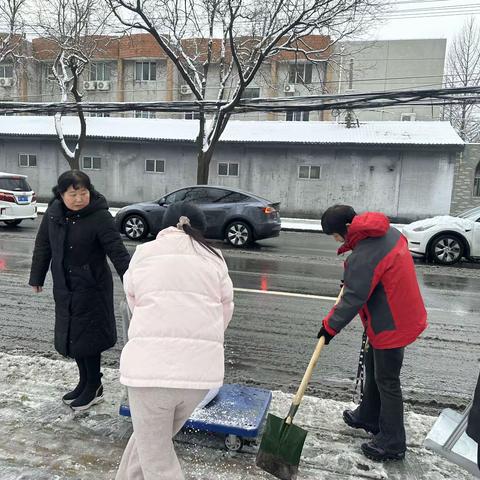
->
xmin=0 ymin=115 xmax=464 ymax=146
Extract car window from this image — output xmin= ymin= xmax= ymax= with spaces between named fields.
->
xmin=457 ymin=206 xmax=480 ymax=220
xmin=164 ymin=188 xmax=189 ymax=204
xmin=183 ymin=187 xmax=218 ymax=203
xmin=212 ymin=191 xmax=250 ymax=203
xmin=0 ymin=177 xmax=31 ymax=191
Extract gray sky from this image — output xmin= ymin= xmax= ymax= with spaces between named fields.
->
xmin=367 ymin=0 xmax=480 ymax=43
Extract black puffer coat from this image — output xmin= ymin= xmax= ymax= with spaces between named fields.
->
xmin=29 ymin=192 xmax=130 ymax=358
xmin=467 ymin=371 xmax=480 ymax=444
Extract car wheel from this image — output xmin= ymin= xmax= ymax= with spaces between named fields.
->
xmin=3 ymin=219 xmax=22 ymax=227
xmin=226 ymin=221 xmax=252 ymax=247
xmin=429 ymin=234 xmax=464 ymax=265
xmin=123 ymin=215 xmax=149 ymax=240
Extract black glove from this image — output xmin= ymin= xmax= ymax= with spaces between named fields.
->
xmin=317 ymin=326 xmax=334 ymax=345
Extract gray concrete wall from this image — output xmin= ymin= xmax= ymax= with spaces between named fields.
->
xmin=450 ymin=144 xmax=480 ymax=214
xmin=0 ymin=135 xmax=457 ymax=221
xmin=331 ymin=39 xmax=446 ymax=122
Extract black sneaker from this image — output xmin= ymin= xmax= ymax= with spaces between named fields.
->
xmin=343 ymin=409 xmax=380 ymax=435
xmin=70 ymin=384 xmax=104 ymax=412
xmin=361 ymin=441 xmax=406 ymax=462
xmin=62 ymin=380 xmax=87 ymax=406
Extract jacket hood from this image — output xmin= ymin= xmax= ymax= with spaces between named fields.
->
xmin=48 ymin=190 xmax=108 ymax=218
xmin=338 ymin=212 xmax=390 ymax=254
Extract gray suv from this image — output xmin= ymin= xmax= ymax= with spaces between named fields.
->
xmin=115 ymin=186 xmax=281 ymax=246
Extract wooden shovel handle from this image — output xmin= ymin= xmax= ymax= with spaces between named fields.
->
xmin=285 ymin=287 xmax=344 ymax=424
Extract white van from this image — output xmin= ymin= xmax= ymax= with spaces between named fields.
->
xmin=0 ymin=172 xmax=37 ymax=226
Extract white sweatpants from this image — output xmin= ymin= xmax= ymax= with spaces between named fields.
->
xmin=116 ymin=387 xmax=208 ymax=480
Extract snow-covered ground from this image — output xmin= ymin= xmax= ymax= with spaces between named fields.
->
xmin=0 ymin=352 xmax=474 ymax=480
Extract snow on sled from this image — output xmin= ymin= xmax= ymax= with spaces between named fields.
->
xmin=119 ymin=384 xmax=272 ymax=452
xmin=424 ymin=402 xmax=480 ymax=478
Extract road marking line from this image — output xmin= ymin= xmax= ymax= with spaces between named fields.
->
xmin=233 ymin=287 xmax=336 ymax=301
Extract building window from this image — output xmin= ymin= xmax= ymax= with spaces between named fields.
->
xmin=218 ymin=162 xmax=239 ymax=177
xmin=135 ymin=61 xmax=156 ymax=81
xmin=145 ymin=159 xmax=165 ymax=173
xmin=474 ymin=162 xmax=480 ymax=197
xmin=241 ymin=87 xmax=261 ymax=99
xmin=18 ymin=154 xmax=37 ymax=167
xmin=83 ymin=156 xmax=102 ymax=170
xmin=87 ymin=112 xmax=110 ymax=117
xmin=298 ymin=165 xmax=321 ymax=180
xmin=0 ymin=63 xmax=13 ymax=78
xmin=288 ymin=63 xmax=313 ymax=84
xmin=135 ymin=111 xmax=156 ymax=119
xmin=184 ymin=111 xmax=200 ymax=120
xmin=90 ymin=62 xmax=111 ymax=81
xmin=286 ymin=111 xmax=310 ymax=121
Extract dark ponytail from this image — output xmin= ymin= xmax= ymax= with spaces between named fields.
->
xmin=162 ymin=202 xmax=223 ymax=260
xmin=49 ymin=170 xmax=94 ymax=205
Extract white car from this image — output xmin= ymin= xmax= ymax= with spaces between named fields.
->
xmin=402 ymin=206 xmax=480 ymax=265
xmin=0 ymin=172 xmax=37 ymax=226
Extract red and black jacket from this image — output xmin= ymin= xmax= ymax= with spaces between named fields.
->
xmin=323 ymin=212 xmax=427 ymax=349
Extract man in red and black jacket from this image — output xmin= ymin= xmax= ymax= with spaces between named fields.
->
xmin=318 ymin=205 xmax=427 ymax=462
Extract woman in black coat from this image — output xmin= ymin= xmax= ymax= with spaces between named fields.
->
xmin=29 ymin=170 xmax=130 ymax=411
xmin=467 ymin=371 xmax=480 ymax=469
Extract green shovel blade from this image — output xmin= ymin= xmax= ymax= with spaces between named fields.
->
xmin=256 ymin=413 xmax=308 ymax=480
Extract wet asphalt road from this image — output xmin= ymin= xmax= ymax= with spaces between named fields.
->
xmin=1 ymin=218 xmax=479 ymax=415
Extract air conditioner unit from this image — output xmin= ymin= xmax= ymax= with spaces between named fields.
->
xmin=401 ymin=113 xmax=416 ymax=121
xmin=96 ymin=80 xmax=111 ymax=91
xmin=0 ymin=78 xmax=13 ymax=87
xmin=283 ymin=84 xmax=295 ymax=93
xmin=180 ymin=84 xmax=192 ymax=95
xmin=83 ymin=81 xmax=96 ymax=91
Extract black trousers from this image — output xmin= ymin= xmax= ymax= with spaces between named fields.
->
xmin=355 ymin=345 xmax=406 ymax=453
xmin=75 ymin=354 xmax=102 ymax=386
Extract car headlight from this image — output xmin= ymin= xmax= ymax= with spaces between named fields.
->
xmin=413 ymin=224 xmax=435 ymax=232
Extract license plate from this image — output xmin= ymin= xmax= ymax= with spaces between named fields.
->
xmin=16 ymin=196 xmax=28 ymax=203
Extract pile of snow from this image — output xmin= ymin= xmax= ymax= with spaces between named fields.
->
xmin=0 ymin=352 xmax=473 ymax=479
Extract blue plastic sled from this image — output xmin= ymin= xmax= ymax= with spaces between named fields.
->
xmin=119 ymin=383 xmax=272 ymax=451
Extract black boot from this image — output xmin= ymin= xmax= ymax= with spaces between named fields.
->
xmin=70 ymin=382 xmax=104 ymax=412
xmin=70 ymin=354 xmax=103 ymax=412
xmin=361 ymin=441 xmax=406 ymax=462
xmin=62 ymin=358 xmax=87 ymax=405
xmin=343 ymin=409 xmax=380 ymax=435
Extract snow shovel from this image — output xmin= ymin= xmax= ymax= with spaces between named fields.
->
xmin=255 ymin=288 xmax=343 ymax=480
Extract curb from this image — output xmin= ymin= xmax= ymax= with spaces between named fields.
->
xmin=36 ymin=204 xmax=405 ymax=233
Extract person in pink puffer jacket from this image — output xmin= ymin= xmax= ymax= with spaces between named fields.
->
xmin=116 ymin=202 xmax=234 ymax=480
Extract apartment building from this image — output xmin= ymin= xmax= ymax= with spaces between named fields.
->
xmin=0 ymin=34 xmax=446 ymax=123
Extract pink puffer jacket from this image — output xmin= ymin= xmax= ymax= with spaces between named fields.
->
xmin=120 ymin=227 xmax=234 ymax=389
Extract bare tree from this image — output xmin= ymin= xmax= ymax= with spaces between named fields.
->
xmin=108 ymin=0 xmax=381 ymax=184
xmin=34 ymin=0 xmax=110 ymax=169
xmin=0 ymin=0 xmax=27 ymax=61
xmin=445 ymin=17 xmax=480 ymax=142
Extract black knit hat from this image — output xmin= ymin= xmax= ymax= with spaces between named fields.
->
xmin=321 ymin=205 xmax=357 ymax=237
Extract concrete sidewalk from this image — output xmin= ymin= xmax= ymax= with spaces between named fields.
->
xmin=36 ymin=203 xmax=406 ymax=232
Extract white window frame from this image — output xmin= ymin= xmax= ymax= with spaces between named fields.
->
xmin=82 ymin=156 xmax=102 ymax=170
xmin=286 ymin=110 xmax=310 ymax=122
xmin=298 ymin=165 xmax=322 ymax=180
xmin=145 ymin=159 xmax=165 ymax=174
xmin=288 ymin=62 xmax=313 ymax=85
xmin=135 ymin=61 xmax=157 ymax=81
xmin=86 ymin=112 xmax=110 ymax=118
xmin=184 ymin=111 xmax=200 ymax=120
xmin=18 ymin=153 xmax=37 ymax=168
xmin=135 ymin=111 xmax=156 ymax=119
xmin=89 ymin=62 xmax=111 ymax=82
xmin=218 ymin=162 xmax=239 ymax=177
xmin=0 ymin=63 xmax=13 ymax=78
